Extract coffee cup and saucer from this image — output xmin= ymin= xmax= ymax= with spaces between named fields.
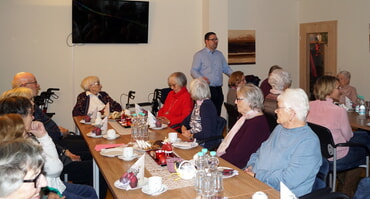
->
xmin=118 ymin=147 xmax=137 ymax=161
xmin=141 ymin=176 xmax=168 ymax=196
xmin=103 ymin=129 xmax=120 ymax=140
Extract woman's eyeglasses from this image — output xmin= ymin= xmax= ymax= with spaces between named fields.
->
xmin=23 ymin=172 xmax=42 ymax=188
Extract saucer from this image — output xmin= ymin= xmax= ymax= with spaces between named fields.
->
xmin=100 ymin=148 xmax=123 ymax=157
xmin=150 ymin=124 xmax=168 ymax=130
xmin=118 ymin=155 xmax=138 ymax=161
xmin=142 ymin=184 xmax=168 ymax=196
xmin=114 ymin=177 xmax=148 ymax=191
xmin=80 ymin=119 xmax=92 ymax=124
xmin=217 ymin=167 xmax=239 ymax=178
xmin=103 ymin=134 xmax=120 ymax=140
xmin=87 ymin=132 xmax=103 ymax=138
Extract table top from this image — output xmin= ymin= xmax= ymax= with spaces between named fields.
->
xmin=347 ymin=111 xmax=370 ymax=131
xmin=73 ymin=116 xmax=279 ymax=199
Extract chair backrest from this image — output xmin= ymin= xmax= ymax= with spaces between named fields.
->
xmin=223 ymin=102 xmax=239 ymax=130
xmin=151 ymin=88 xmax=172 ymax=115
xmin=263 ymin=111 xmax=278 ymax=133
xmin=307 ymin=122 xmax=335 ymax=159
xmin=198 ymin=116 xmax=226 ymax=151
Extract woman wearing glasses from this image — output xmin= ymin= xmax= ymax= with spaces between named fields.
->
xmin=0 ymin=139 xmax=47 ymax=199
xmin=72 ymin=76 xmax=122 ymax=116
xmin=0 ymin=97 xmax=97 ymax=199
xmin=217 ymin=84 xmax=270 ymax=169
xmin=244 ymin=88 xmax=321 ymax=197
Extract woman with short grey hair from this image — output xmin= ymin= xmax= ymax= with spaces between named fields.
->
xmin=181 ymin=78 xmax=219 ymax=149
xmin=0 ymin=139 xmax=47 ymax=199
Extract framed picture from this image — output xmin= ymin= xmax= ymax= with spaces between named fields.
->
xmin=228 ymin=30 xmax=256 ymax=65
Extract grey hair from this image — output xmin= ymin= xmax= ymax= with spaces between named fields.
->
xmin=337 ymin=70 xmax=351 ymax=80
xmin=268 ymin=69 xmax=292 ymax=91
xmin=237 ymin=83 xmax=264 ymax=111
xmin=0 ymin=139 xmax=45 ymax=197
xmin=80 ymin=76 xmax=100 ymax=91
xmin=278 ymin=88 xmax=309 ymax=121
xmin=169 ymin=72 xmax=187 ymax=87
xmin=189 ymin=78 xmax=211 ymax=100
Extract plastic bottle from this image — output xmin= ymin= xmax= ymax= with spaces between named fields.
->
xmin=209 ymin=151 xmax=223 ymax=193
xmin=131 ymin=113 xmax=138 ymax=141
xmin=208 ymin=151 xmax=219 ymax=171
xmin=194 ymin=152 xmax=206 ymax=193
xmin=202 ymin=148 xmax=210 ymax=169
xmin=359 ymin=96 xmax=366 ymax=117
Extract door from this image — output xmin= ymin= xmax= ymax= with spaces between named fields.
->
xmin=300 ymin=21 xmax=337 ymax=99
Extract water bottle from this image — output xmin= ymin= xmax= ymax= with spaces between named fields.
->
xmin=359 ymin=96 xmax=366 ymax=117
xmin=208 ymin=151 xmax=219 ymax=171
xmin=131 ymin=113 xmax=138 ymax=141
xmin=202 ymin=148 xmax=210 ymax=169
xmin=194 ymin=152 xmax=206 ymax=193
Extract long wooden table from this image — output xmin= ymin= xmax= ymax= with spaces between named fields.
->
xmin=73 ymin=116 xmax=279 ymax=199
xmin=348 ymin=111 xmax=370 ymax=131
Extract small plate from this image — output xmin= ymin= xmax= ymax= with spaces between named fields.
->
xmin=100 ymin=148 xmax=123 ymax=157
xmin=87 ymin=132 xmax=103 ymax=138
xmin=80 ymin=119 xmax=92 ymax=124
xmin=172 ymin=142 xmax=199 ymax=150
xmin=150 ymin=124 xmax=168 ymax=130
xmin=103 ymin=134 xmax=120 ymax=140
xmin=142 ymin=184 xmax=168 ymax=196
xmin=114 ymin=177 xmax=148 ymax=191
xmin=217 ymin=167 xmax=239 ymax=179
xmin=118 ymin=155 xmax=138 ymax=161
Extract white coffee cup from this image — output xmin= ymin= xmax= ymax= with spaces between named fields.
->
xmin=252 ymin=191 xmax=268 ymax=199
xmin=123 ymin=147 xmax=134 ymax=158
xmin=168 ymin=132 xmax=178 ymax=143
xmin=148 ymin=176 xmax=162 ymax=193
xmin=107 ymin=129 xmax=116 ymax=138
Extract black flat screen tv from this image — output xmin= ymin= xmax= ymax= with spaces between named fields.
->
xmin=72 ymin=0 xmax=149 ymax=44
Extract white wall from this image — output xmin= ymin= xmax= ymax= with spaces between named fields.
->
xmin=299 ymin=0 xmax=370 ymax=99
xmin=2 ymin=0 xmax=368 ymax=129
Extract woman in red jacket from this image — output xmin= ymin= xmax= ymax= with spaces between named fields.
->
xmin=157 ymin=72 xmax=193 ymax=130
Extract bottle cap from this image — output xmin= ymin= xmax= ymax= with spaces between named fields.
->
xmin=202 ymin=148 xmax=208 ymax=154
xmin=197 ymin=152 xmax=204 ymax=156
xmin=210 ymin=151 xmax=217 ymax=156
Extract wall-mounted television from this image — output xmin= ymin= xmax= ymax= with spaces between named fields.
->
xmin=72 ymin=0 xmax=149 ymax=44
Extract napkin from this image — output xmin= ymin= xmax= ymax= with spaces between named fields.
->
xmin=94 ymin=143 xmax=125 ymax=151
xmin=101 ymin=116 xmax=108 ymax=134
xmin=135 ymin=103 xmax=143 ymax=114
xmin=280 ymin=182 xmax=297 ymax=199
xmin=345 ymin=96 xmax=353 ymax=110
xmin=90 ymin=107 xmax=98 ymax=122
xmin=147 ymin=111 xmax=156 ymax=127
xmin=103 ymin=102 xmax=110 ymax=117
xmin=130 ymin=154 xmax=145 ymax=185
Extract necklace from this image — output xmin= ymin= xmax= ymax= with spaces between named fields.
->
xmin=165 ymin=99 xmax=178 ymax=115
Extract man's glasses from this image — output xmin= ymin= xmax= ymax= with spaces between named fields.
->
xmin=23 ymin=172 xmax=42 ymax=188
xmin=207 ymin=38 xmax=218 ymax=41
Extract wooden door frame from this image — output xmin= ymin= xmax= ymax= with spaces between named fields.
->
xmin=299 ymin=20 xmax=337 ymax=94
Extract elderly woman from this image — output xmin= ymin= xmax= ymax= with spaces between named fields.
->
xmin=0 ymin=96 xmax=98 ymax=199
xmin=157 ymin=72 xmax=193 ymax=130
xmin=226 ymin=71 xmax=246 ymax=104
xmin=217 ymin=84 xmax=270 ymax=169
xmin=0 ymin=139 xmax=47 ymax=199
xmin=337 ymin=70 xmax=358 ymax=105
xmin=263 ymin=69 xmax=292 ymax=115
xmin=260 ymin=65 xmax=282 ymax=98
xmin=307 ymin=76 xmax=370 ymax=171
xmin=245 ymin=88 xmax=321 ymax=197
xmin=181 ymin=78 xmax=219 ymax=149
xmin=72 ymin=76 xmax=122 ymax=116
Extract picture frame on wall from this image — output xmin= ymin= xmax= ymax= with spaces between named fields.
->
xmin=228 ymin=30 xmax=256 ymax=65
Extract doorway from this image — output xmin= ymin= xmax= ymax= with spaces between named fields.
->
xmin=299 ymin=21 xmax=337 ymax=99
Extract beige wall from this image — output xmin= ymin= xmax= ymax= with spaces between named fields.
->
xmin=1 ymin=0 xmax=368 ymax=129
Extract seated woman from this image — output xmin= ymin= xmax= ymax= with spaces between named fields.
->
xmin=0 ymin=138 xmax=47 ymax=199
xmin=72 ymin=76 xmax=122 ymax=116
xmin=217 ymin=84 xmax=270 ymax=169
xmin=245 ymin=88 xmax=322 ymax=197
xmin=181 ymin=78 xmax=219 ymax=149
xmin=263 ymin=69 xmax=291 ymax=115
xmin=0 ymin=96 xmax=98 ymax=199
xmin=260 ymin=65 xmax=282 ymax=98
xmin=307 ymin=76 xmax=370 ymax=171
xmin=226 ymin=71 xmax=246 ymax=104
xmin=337 ymin=70 xmax=358 ymax=105
xmin=157 ymin=72 xmax=193 ymax=130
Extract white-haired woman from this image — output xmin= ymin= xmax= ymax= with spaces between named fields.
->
xmin=181 ymin=78 xmax=219 ymax=149
xmin=217 ymin=84 xmax=270 ymax=169
xmin=245 ymin=88 xmax=321 ymax=197
xmin=72 ymin=76 xmax=122 ymax=116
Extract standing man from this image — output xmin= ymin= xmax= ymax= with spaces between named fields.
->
xmin=191 ymin=32 xmax=233 ymax=115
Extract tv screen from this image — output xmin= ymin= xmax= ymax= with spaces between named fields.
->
xmin=72 ymin=0 xmax=149 ymax=44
